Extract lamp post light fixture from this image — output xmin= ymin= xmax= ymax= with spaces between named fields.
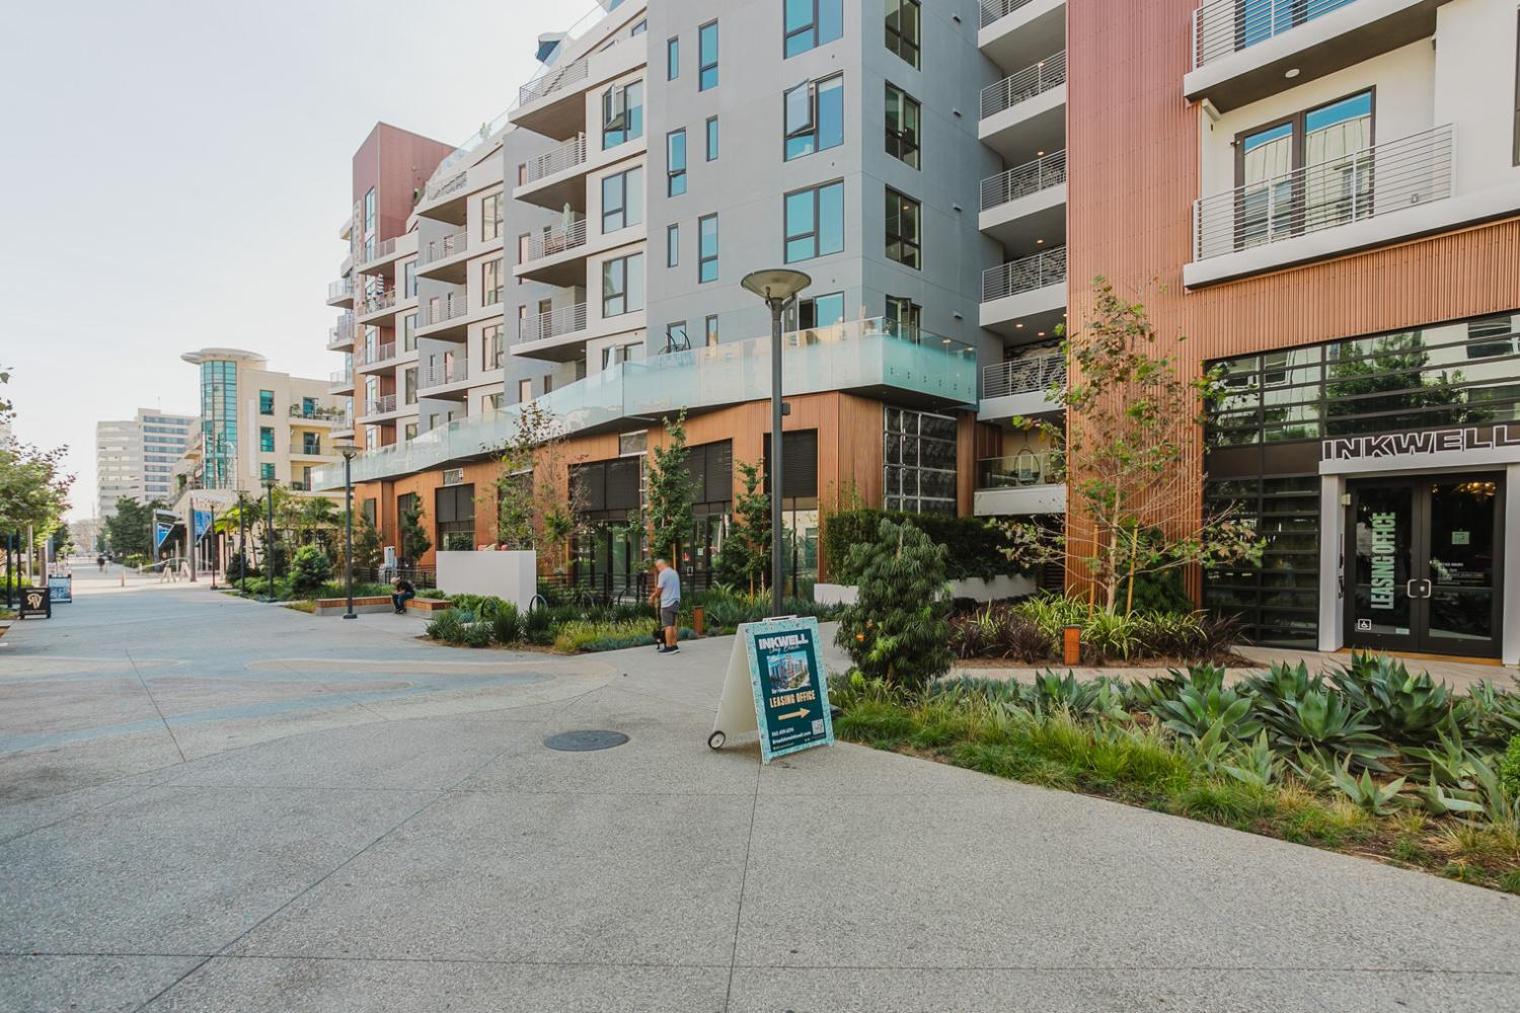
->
xmin=336 ymin=437 xmax=360 ymax=620
xmin=235 ymin=489 xmax=249 ymax=594
xmin=740 ymin=268 xmax=811 ymax=616
xmin=261 ymin=476 xmax=278 ymax=602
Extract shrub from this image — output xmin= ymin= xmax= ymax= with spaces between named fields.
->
xmin=492 ymin=603 xmax=522 ymax=646
xmin=289 ymin=544 xmax=333 ymax=595
xmin=946 ymin=603 xmax=1053 ymax=662
xmin=824 ymin=509 xmax=1013 ymax=583
xmin=1330 ymin=654 xmax=1455 ymax=746
xmin=523 ymin=605 xmax=555 ymax=646
xmin=553 ymin=619 xmax=676 ymax=653
xmin=425 ymin=610 xmax=464 ymax=643
xmin=1501 ymin=736 xmax=1520 ymax=801
xmin=835 ymin=518 xmax=953 ymax=690
xmin=458 ymin=622 xmax=494 ymax=648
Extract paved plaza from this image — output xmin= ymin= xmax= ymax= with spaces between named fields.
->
xmin=1 ymin=568 xmax=1519 ymax=1012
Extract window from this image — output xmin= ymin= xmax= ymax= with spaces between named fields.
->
xmin=631 ymin=19 xmax=646 ymax=35
xmin=601 ymin=166 xmax=645 ymax=233
xmin=483 ymin=324 xmax=504 ymax=370
xmin=363 ymin=188 xmax=376 ymax=233
xmin=883 ymin=408 xmax=957 ymax=515
xmin=705 ymin=315 xmax=719 ymax=347
xmin=785 ymin=0 xmax=843 ymax=57
xmin=543 ymin=375 xmax=554 ymax=393
xmin=261 ymin=462 xmax=276 ymax=482
xmin=482 ymin=193 xmax=502 ymax=240
xmin=482 ymin=258 xmax=503 ymax=305
xmin=667 ymin=129 xmax=687 ymax=196
xmin=667 ymin=36 xmax=679 ymax=80
xmin=784 ymin=181 xmax=844 ymax=263
xmin=666 ymin=223 xmax=680 ymax=267
xmin=886 ymin=295 xmax=922 ymax=340
xmin=601 ymin=80 xmax=645 ymax=149
xmin=885 ymin=188 xmax=921 ymax=269
xmin=403 ymin=313 xmax=417 ymax=351
xmin=518 ymin=379 xmax=533 ymax=403
xmin=403 ymin=260 xmax=417 ymax=298
xmin=784 ymin=74 xmax=844 ymax=160
xmin=602 ymin=253 xmax=646 ymax=317
xmin=705 ymin=116 xmax=719 ymax=160
xmin=258 ymin=390 xmax=274 ymax=415
xmin=885 ymin=83 xmax=921 ymax=168
xmin=404 ymin=367 xmax=417 ymax=405
xmin=259 ymin=427 xmax=275 ymax=453
xmin=666 ymin=321 xmax=689 ymax=352
xmin=698 ymin=21 xmax=719 ymax=90
xmin=885 ymin=0 xmax=920 ymax=69
xmin=799 ymin=292 xmax=845 ymax=329
xmin=302 ymin=397 xmax=317 ymax=417
xmin=698 ymin=214 xmax=719 ymax=283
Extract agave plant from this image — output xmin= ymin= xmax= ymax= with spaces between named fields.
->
xmin=1455 ymin=680 xmax=1520 ymax=750
xmin=1028 ymin=670 xmax=1128 ymax=722
xmin=1330 ymin=761 xmax=1407 ymax=816
xmin=1330 ymin=654 xmax=1455 ymax=746
xmin=1221 ymin=731 xmax=1280 ymax=788
xmin=1125 ymin=664 xmax=1227 ymax=709
xmin=1410 ymin=777 xmax=1484 ymax=818
xmin=1152 ymin=684 xmax=1261 ymax=742
xmin=1242 ymin=659 xmax=1325 ymax=705
xmin=1403 ymin=728 xmax=1480 ymax=789
xmin=1257 ymin=686 xmax=1395 ymax=772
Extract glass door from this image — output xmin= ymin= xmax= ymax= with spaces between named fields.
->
xmin=1423 ymin=477 xmax=1503 ymax=657
xmin=1347 ymin=480 xmax=1418 ymax=653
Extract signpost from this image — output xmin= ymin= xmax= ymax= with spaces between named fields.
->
xmin=18 ymin=586 xmax=51 ymax=620
xmin=47 ymin=572 xmax=72 ymax=604
xmin=708 ymin=617 xmax=834 ymax=763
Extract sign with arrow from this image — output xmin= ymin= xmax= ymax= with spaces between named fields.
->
xmin=709 ymin=616 xmax=834 ymax=763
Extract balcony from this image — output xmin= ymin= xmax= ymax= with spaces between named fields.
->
xmin=1186 ymin=0 xmax=1445 ymax=111
xmin=417 ymin=227 xmax=470 ymax=283
xmin=354 ymin=236 xmax=400 ymax=273
xmin=974 ymin=452 xmax=1066 ymax=517
xmin=515 ymin=134 xmax=590 ymax=211
xmin=515 ymin=218 xmax=590 ymax=287
xmin=415 ymin=293 xmax=471 ymax=341
xmin=979 ymin=355 xmax=1066 ymax=422
xmin=979 ymin=0 xmax=1067 ymax=77
xmin=515 ymin=302 xmax=590 ymax=361
xmin=361 ymin=394 xmax=399 ymax=420
xmin=289 ymin=404 xmax=345 ymax=424
xmin=290 ymin=441 xmax=327 ymax=458
xmin=329 ymin=369 xmax=354 ymax=394
xmin=979 ymin=51 xmax=1066 ymax=163
xmin=327 ymin=313 xmax=355 ymax=350
xmin=326 ymin=278 xmax=354 ymax=308
xmin=981 ymin=246 xmax=1067 ymax=338
xmin=1185 ymin=124 xmax=1485 ymax=287
xmin=317 ymin=317 xmax=977 ymax=488
xmin=980 ymin=150 xmax=1067 ymax=253
xmin=418 ymin=359 xmax=471 ymax=400
xmin=355 ymin=343 xmax=399 ymax=375
xmin=357 ymin=289 xmax=398 ymax=323
xmin=513 ymin=19 xmax=646 ymax=142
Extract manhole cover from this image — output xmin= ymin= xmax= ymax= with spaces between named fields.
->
xmin=544 ymin=730 xmax=629 ymax=752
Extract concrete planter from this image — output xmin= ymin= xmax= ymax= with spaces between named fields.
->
xmin=436 ymin=550 xmax=537 ymax=610
xmin=814 ymin=575 xmax=1036 ymax=606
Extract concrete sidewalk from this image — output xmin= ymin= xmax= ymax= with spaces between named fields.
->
xmin=2 ymin=575 xmax=1518 ymax=1011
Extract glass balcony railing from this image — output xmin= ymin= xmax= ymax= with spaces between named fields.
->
xmin=318 ymin=317 xmax=977 ymax=488
xmin=976 ymin=451 xmax=1063 ymax=491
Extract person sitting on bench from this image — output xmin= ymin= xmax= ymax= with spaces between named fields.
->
xmin=391 ymin=577 xmax=416 ymax=614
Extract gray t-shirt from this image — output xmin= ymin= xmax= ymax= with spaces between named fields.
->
xmin=657 ymin=567 xmax=681 ymax=607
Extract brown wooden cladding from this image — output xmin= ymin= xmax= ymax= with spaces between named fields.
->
xmin=1064 ymin=0 xmax=1520 ymax=598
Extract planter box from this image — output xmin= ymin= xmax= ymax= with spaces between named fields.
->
xmin=814 ymin=575 xmax=1036 ymax=607
xmin=813 ymin=583 xmax=859 ymax=606
xmin=436 ymin=550 xmax=536 ymax=610
xmin=313 ymin=596 xmax=393 ymax=617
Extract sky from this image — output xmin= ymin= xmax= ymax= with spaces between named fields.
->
xmin=0 ymin=0 xmax=579 ymax=522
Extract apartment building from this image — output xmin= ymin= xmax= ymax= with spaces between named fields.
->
xmin=94 ymin=409 xmax=197 ymax=519
xmin=319 ymin=0 xmax=1520 ymax=663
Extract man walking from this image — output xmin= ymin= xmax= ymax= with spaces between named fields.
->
xmin=650 ymin=558 xmax=681 ymax=654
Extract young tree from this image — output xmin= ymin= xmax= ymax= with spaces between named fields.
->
xmin=494 ymin=401 xmax=585 ymax=573
xmin=400 ymin=502 xmax=431 ymax=565
xmin=716 ymin=460 xmax=771 ymax=594
xmin=1000 ymin=280 xmax=1264 ymax=614
xmin=645 ymin=411 xmax=696 ymax=565
xmin=834 ymin=517 xmax=952 ymax=690
xmin=104 ymin=497 xmax=165 ymax=559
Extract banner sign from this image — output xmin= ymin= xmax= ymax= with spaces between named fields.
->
xmin=193 ymin=510 xmax=214 ymax=542
xmin=47 ymin=574 xmax=72 ymax=604
xmin=153 ymin=521 xmax=174 ymax=554
xmin=19 ymin=587 xmax=51 ymax=620
xmin=710 ymin=617 xmax=834 ymax=763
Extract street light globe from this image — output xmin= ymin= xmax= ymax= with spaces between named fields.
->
xmin=741 ymin=269 xmax=811 ymax=305
xmin=335 ymin=437 xmax=359 ymax=460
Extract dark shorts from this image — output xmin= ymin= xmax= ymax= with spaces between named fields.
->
xmin=660 ymin=605 xmax=679 ymax=628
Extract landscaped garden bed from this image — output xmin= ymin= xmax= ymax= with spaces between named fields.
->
xmin=948 ymin=596 xmax=1246 ymax=667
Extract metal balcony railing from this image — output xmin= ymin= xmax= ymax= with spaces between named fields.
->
xmin=291 ymin=441 xmax=324 ymax=456
xmin=520 ymin=302 xmax=589 ymax=343
xmin=328 ymin=278 xmax=353 ymax=301
xmin=329 ymin=369 xmax=353 ymax=387
xmin=363 ymin=394 xmax=398 ymax=417
xmin=420 ymin=228 xmax=468 ymax=266
xmin=519 ymin=54 xmax=590 ymax=106
xmin=290 ymin=404 xmax=345 ymax=421
xmin=525 ymin=218 xmax=589 ymax=261
xmin=361 ymin=290 xmax=397 ymax=316
xmin=976 ymin=451 xmax=1063 ymax=490
xmin=521 ymin=134 xmax=588 ymax=185
xmin=333 ymin=412 xmax=354 ymax=432
xmin=981 ymin=150 xmax=1068 ymax=211
xmin=1192 ymin=125 xmax=1454 ymax=262
xmin=979 ymin=0 xmax=1047 ymax=30
xmin=418 ymin=294 xmax=469 ymax=328
xmin=982 ymin=246 xmax=1067 ymax=302
xmin=1193 ymin=0 xmax=1361 ymax=70
xmin=357 ymin=237 xmax=397 ymax=267
xmin=359 ymin=343 xmax=397 ymax=367
xmin=420 ymin=360 xmax=469 ymax=389
xmin=981 ymin=51 xmax=1066 ymax=119
xmin=983 ymin=355 xmax=1067 ymax=400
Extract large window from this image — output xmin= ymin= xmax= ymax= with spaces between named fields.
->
xmin=258 ymin=389 xmax=275 ymax=415
xmin=601 ymin=166 xmax=645 ymax=233
xmin=666 ymin=321 xmax=689 ymax=352
xmin=784 ymin=181 xmax=844 ymax=263
xmin=667 ymin=35 xmax=680 ymax=80
xmin=435 ymin=484 xmax=476 ymax=551
xmin=885 ymin=83 xmax=921 ymax=168
xmin=784 ymin=74 xmax=844 ymax=160
xmin=886 ymin=295 xmax=922 ymax=340
xmin=1203 ymin=475 xmax=1321 ymax=648
xmin=785 ymin=0 xmax=843 ymax=58
xmin=885 ymin=188 xmax=921 ymax=269
xmin=698 ymin=21 xmax=719 ymax=90
xmin=602 ymin=253 xmax=646 ymax=317
xmin=482 ymin=258 xmax=503 ymax=305
xmin=667 ymin=129 xmax=687 ymax=196
xmin=482 ymin=324 xmax=503 ymax=370
xmin=601 ymin=80 xmax=645 ymax=149
xmin=259 ymin=427 xmax=274 ymax=453
xmin=884 ymin=408 xmax=957 ymax=515
xmin=482 ymin=193 xmax=502 ymax=241
xmin=798 ymin=292 xmax=845 ymax=330
xmin=698 ymin=214 xmax=719 ymax=283
xmin=885 ymin=0 xmax=920 ymax=69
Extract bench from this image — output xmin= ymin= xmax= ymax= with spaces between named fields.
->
xmin=405 ymin=598 xmax=452 ymax=614
xmin=312 ymin=595 xmax=394 ymax=617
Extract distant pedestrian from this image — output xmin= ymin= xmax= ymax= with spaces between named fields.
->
xmin=649 ymin=559 xmax=681 ymax=654
xmin=96 ymin=554 xmax=105 ymax=573
xmin=391 ymin=577 xmax=416 ymax=614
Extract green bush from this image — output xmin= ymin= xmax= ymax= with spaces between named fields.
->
xmin=425 ymin=610 xmax=464 ymax=643
xmin=492 ymin=603 xmax=522 ymax=646
xmin=553 ymin=619 xmax=663 ymax=653
xmin=824 ymin=509 xmax=1014 ymax=583
xmin=1501 ymin=737 xmax=1520 ymax=801
xmin=835 ymin=517 xmax=953 ymax=690
xmin=289 ymin=545 xmax=333 ymax=594
xmin=458 ymin=622 xmax=494 ymax=648
xmin=523 ymin=605 xmax=555 ymax=646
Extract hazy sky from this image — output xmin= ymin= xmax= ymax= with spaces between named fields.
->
xmin=0 ymin=0 xmax=576 ymax=521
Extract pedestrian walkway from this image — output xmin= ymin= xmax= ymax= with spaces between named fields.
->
xmin=2 ymin=577 xmax=1518 ymax=1011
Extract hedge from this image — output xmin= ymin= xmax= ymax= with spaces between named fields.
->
xmin=823 ymin=509 xmax=1017 ymax=583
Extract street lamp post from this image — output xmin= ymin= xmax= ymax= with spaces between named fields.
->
xmin=741 ymin=269 xmax=812 ymax=616
xmin=261 ymin=477 xmax=277 ymax=602
xmin=236 ymin=490 xmax=249 ymax=593
xmin=336 ymin=438 xmax=359 ymax=620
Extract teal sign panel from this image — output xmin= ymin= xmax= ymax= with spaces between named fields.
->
xmin=743 ymin=617 xmax=835 ymax=762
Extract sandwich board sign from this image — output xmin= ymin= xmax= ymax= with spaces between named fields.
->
xmin=19 ymin=587 xmax=51 ymax=620
xmin=47 ymin=573 xmax=72 ymax=604
xmin=708 ymin=617 xmax=834 ymax=763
